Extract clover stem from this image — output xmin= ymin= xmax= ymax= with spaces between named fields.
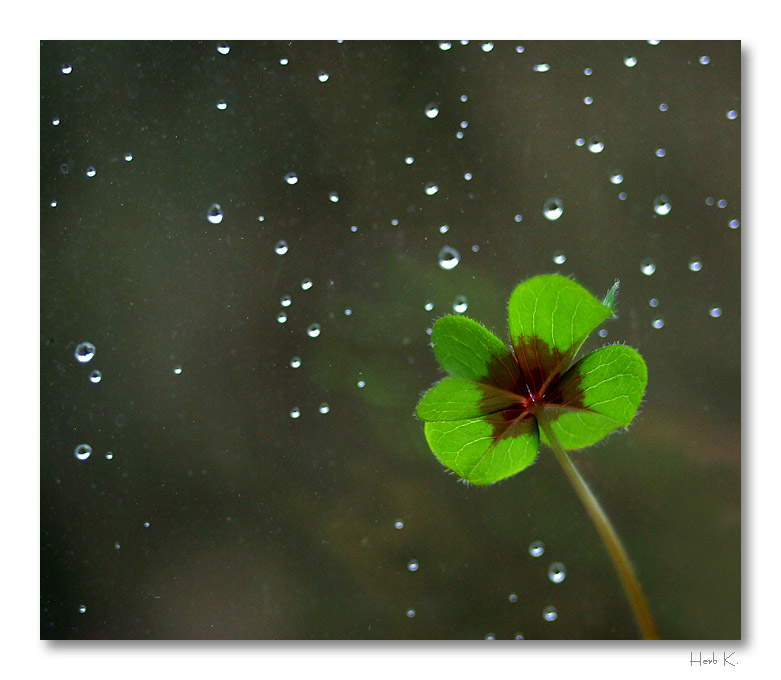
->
xmin=536 ymin=414 xmax=659 ymax=640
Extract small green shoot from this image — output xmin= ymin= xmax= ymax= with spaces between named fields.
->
xmin=416 ymin=274 xmax=658 ymax=639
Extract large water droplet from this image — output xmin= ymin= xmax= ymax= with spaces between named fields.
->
xmin=424 ymin=182 xmax=439 ymax=196
xmin=301 ymin=278 xmax=313 ymax=291
xmin=217 ymin=43 xmax=230 ymax=55
xmin=424 ymin=102 xmax=440 ymax=119
xmin=317 ymin=71 xmax=330 ymax=83
xmin=543 ymin=197 xmax=564 ymax=221
xmin=74 ymin=444 xmax=92 ymax=461
xmin=74 ymin=342 xmax=95 ymax=363
xmin=306 ymin=323 xmax=321 ymax=338
xmin=216 ymin=99 xmax=228 ymax=110
xmin=587 ymin=136 xmax=604 ymax=153
xmin=437 ymin=246 xmax=461 ymax=270
xmin=548 ymin=562 xmax=566 ymax=583
xmin=290 ymin=407 xmax=301 ymax=419
xmin=653 ymin=195 xmax=672 ymax=216
xmin=275 ymin=240 xmax=288 ymax=255
xmin=86 ymin=166 xmax=97 ymax=178
xmin=207 ymin=203 xmax=223 ymax=224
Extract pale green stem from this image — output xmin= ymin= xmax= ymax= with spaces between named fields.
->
xmin=536 ymin=413 xmax=659 ymax=640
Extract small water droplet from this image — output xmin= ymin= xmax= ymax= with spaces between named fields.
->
xmin=290 ymin=356 xmax=301 ymax=368
xmin=173 ymin=365 xmax=182 ymax=375
xmin=652 ymin=317 xmax=665 ymax=329
xmin=542 ymin=605 xmax=558 ymax=622
xmin=640 ymin=259 xmax=657 ymax=276
xmin=424 ymin=300 xmax=435 ymax=312
xmin=516 ymin=45 xmax=525 ymax=54
xmin=424 ymin=102 xmax=440 ymax=119
xmin=548 ymin=562 xmax=566 ymax=583
xmin=317 ymin=71 xmax=330 ymax=82
xmin=726 ymin=110 xmax=739 ymax=120
xmin=699 ymin=55 xmax=711 ymax=65
xmin=89 ymin=370 xmax=102 ymax=384
xmin=598 ymin=329 xmax=608 ymax=338
xmin=485 ymin=633 xmax=496 ymax=640
xmin=105 ymin=452 xmax=114 ymax=460
xmin=216 ymin=99 xmax=228 ymax=110
xmin=279 ymin=58 xmax=289 ymax=65
xmin=649 ymin=298 xmax=659 ymax=308
xmin=275 ymin=240 xmax=288 ymax=255
xmin=553 ymin=251 xmax=566 ymax=265
xmin=587 ymin=136 xmax=604 ymax=153
xmin=515 ymin=633 xmax=525 ymax=640
xmin=405 ymin=156 xmax=415 ymax=165
xmin=60 ymin=163 xmax=70 ymax=175
xmin=653 ymin=195 xmax=672 ymax=216
xmin=284 ymin=172 xmax=299 ymax=185
xmin=659 ymin=102 xmax=668 ymax=112
xmin=207 ymin=203 xmax=223 ymax=224
xmin=290 ymin=407 xmax=301 ymax=419
xmin=438 ymin=42 xmax=452 ymax=51
xmin=395 ymin=519 xmax=404 ymax=529
xmin=717 ymin=199 xmax=727 ymax=208
xmin=217 ymin=43 xmax=230 ymax=55
xmin=124 ymin=152 xmax=133 ymax=162
xmin=74 ymin=444 xmax=92 ymax=461
xmin=584 ymin=67 xmax=593 ymax=75
xmin=584 ymin=96 xmax=594 ymax=105
xmin=728 ymin=219 xmax=739 ymax=229
xmin=709 ymin=306 xmax=723 ymax=318
xmin=74 ymin=342 xmax=95 ymax=363
xmin=529 ymin=540 xmax=544 ymax=557
xmin=463 ymin=172 xmax=472 ymax=181
xmin=406 ymin=608 xmax=416 ymax=618
xmin=688 ymin=257 xmax=703 ymax=272
xmin=306 ymin=323 xmax=321 ymax=338
xmin=301 ymin=278 xmax=313 ymax=291
xmin=508 ymin=593 xmax=518 ymax=603
xmin=61 ymin=64 xmax=73 ymax=75
xmin=438 ymin=246 xmax=461 ymax=270
xmin=280 ymin=295 xmax=292 ymax=307
xmin=86 ymin=166 xmax=97 ymax=178
xmin=276 ymin=311 xmax=287 ymax=323
xmin=655 ymin=148 xmax=666 ymax=158
xmin=407 ymin=559 xmax=419 ymax=572
xmin=357 ymin=379 xmax=366 ymax=388
xmin=114 ymin=541 xmax=121 ymax=550
xmin=452 ymin=295 xmax=468 ymax=313
xmin=609 ymin=171 xmax=624 ymax=185
xmin=344 ymin=308 xmax=352 ymax=316
xmin=424 ymin=182 xmax=439 ymax=196
xmin=78 ymin=604 xmax=86 ymax=613
xmin=623 ymin=55 xmax=638 ymax=68
xmin=542 ymin=197 xmax=564 ymax=221
xmin=533 ymin=63 xmax=550 ymax=72
xmin=318 ymin=402 xmax=330 ymax=414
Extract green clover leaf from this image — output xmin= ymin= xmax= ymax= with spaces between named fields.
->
xmin=416 ymin=274 xmax=647 ymax=486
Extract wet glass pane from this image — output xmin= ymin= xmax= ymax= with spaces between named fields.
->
xmin=41 ymin=40 xmax=740 ymax=639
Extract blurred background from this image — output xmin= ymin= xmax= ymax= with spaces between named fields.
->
xmin=40 ymin=40 xmax=740 ymax=640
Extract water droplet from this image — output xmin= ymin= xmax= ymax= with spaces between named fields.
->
xmin=587 ymin=136 xmax=604 ymax=153
xmin=659 ymin=102 xmax=668 ymax=112
xmin=728 ymin=219 xmax=739 ymax=230
xmin=207 ymin=203 xmax=223 ymax=224
xmin=515 ymin=633 xmax=525 ymax=640
xmin=533 ymin=63 xmax=550 ymax=72
xmin=516 ymin=45 xmax=525 ymax=54
xmin=280 ymin=294 xmax=292 ymax=307
xmin=623 ymin=55 xmax=638 ymax=68
xmin=124 ymin=152 xmax=133 ymax=162
xmin=279 ymin=58 xmax=289 ymax=65
xmin=584 ymin=96 xmax=594 ymax=105
xmin=144 ymin=522 xmax=150 ymax=528
xmin=548 ymin=562 xmax=567 ymax=583
xmin=649 ymin=298 xmax=659 ymax=308
xmin=598 ymin=329 xmax=608 ymax=338
xmin=60 ymin=163 xmax=70 ymax=175
xmin=726 ymin=110 xmax=739 ymax=120
xmin=114 ymin=541 xmax=121 ymax=550
xmin=318 ymin=402 xmax=330 ymax=414
xmin=485 ymin=633 xmax=496 ymax=640
xmin=653 ymin=195 xmax=671 ymax=216
xmin=89 ymin=370 xmax=102 ymax=384
xmin=50 ymin=200 xmax=58 ymax=208
xmin=74 ymin=342 xmax=95 ymax=363
xmin=717 ymin=199 xmax=727 ymax=208
xmin=529 ymin=540 xmax=544 ymax=557
xmin=276 ymin=311 xmax=287 ymax=323
xmin=306 ymin=323 xmax=321 ymax=338
xmin=424 ymin=300 xmax=435 ymax=312
xmin=508 ymin=593 xmax=518 ymax=603
xmin=655 ymin=148 xmax=666 ymax=158
xmin=395 ymin=519 xmax=404 ymax=529
xmin=217 ymin=43 xmax=230 ymax=55
xmin=640 ymin=259 xmax=657 ymax=276
xmin=405 ymin=156 xmax=414 ymax=165
xmin=74 ymin=444 xmax=92 ymax=461
xmin=481 ymin=42 xmax=494 ymax=52
xmin=648 ymin=40 xmax=660 ymax=45
xmin=464 ymin=172 xmax=472 ymax=181
xmin=452 ymin=295 xmax=468 ymax=313
xmin=78 ymin=604 xmax=86 ymax=613
xmin=86 ymin=166 xmax=97 ymax=178
xmin=424 ymin=102 xmax=440 ymax=119
xmin=406 ymin=608 xmax=416 ymax=618
xmin=438 ymin=42 xmax=452 ymax=51
xmin=542 ymin=605 xmax=558 ymax=622
xmin=344 ymin=308 xmax=352 ymax=316
xmin=709 ymin=306 xmax=723 ymax=318
xmin=584 ymin=67 xmax=593 ymax=75
xmin=424 ymin=182 xmax=439 ymax=196
xmin=514 ymin=214 xmax=523 ymax=223
xmin=542 ymin=197 xmax=564 ymax=221
xmin=317 ymin=71 xmax=329 ymax=83
xmin=290 ymin=407 xmax=301 ymax=419
xmin=61 ymin=64 xmax=73 ymax=75
xmin=652 ymin=318 xmax=665 ymax=329
xmin=275 ymin=240 xmax=288 ymax=255
xmin=289 ymin=357 xmax=301 ymax=368
xmin=105 ymin=452 xmax=114 ymax=460
xmin=609 ymin=171 xmax=624 ymax=185
xmin=216 ymin=99 xmax=228 ymax=110
xmin=688 ymin=257 xmax=703 ymax=272
xmin=173 ymin=365 xmax=182 ymax=375
xmin=301 ymin=278 xmax=313 ymax=291
xmin=552 ymin=251 xmax=566 ymax=265
xmin=438 ymin=246 xmax=461 ymax=270
xmin=407 ymin=559 xmax=419 ymax=572
xmin=699 ymin=55 xmax=711 ymax=65
xmin=284 ymin=172 xmax=298 ymax=185
xmin=357 ymin=379 xmax=366 ymax=388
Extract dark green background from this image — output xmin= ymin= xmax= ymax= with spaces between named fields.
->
xmin=40 ymin=40 xmax=740 ymax=639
